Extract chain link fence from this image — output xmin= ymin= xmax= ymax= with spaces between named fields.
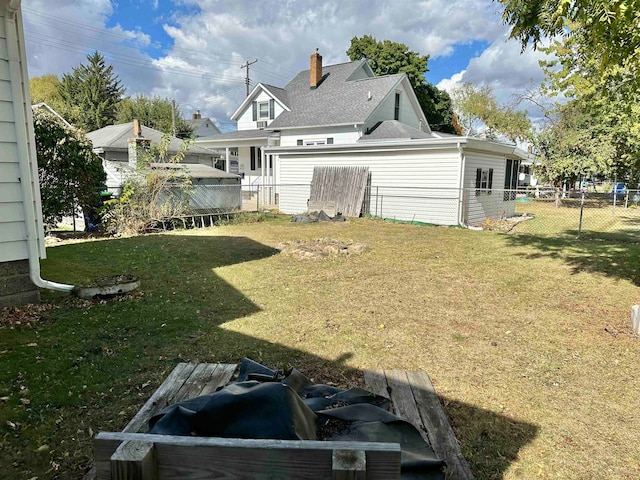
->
xmin=509 ymin=188 xmax=640 ymax=240
xmin=143 ymin=182 xmax=640 ymax=242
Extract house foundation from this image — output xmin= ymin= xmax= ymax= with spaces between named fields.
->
xmin=0 ymin=259 xmax=40 ymax=307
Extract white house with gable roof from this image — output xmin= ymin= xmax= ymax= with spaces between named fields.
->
xmin=197 ymin=50 xmax=529 ymax=226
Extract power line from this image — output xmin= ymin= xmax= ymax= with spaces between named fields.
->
xmin=240 ymin=59 xmax=258 ymax=97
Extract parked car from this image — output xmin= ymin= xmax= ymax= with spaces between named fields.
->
xmin=610 ymin=183 xmax=627 ymax=197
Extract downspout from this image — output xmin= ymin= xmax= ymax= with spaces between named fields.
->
xmin=457 ymin=142 xmax=466 ymax=226
xmin=6 ymin=4 xmax=74 ymax=293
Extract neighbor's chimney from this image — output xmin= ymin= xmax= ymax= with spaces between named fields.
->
xmin=310 ymin=48 xmax=322 ymax=88
xmin=192 ymin=110 xmax=201 ymax=120
xmin=132 ymin=118 xmax=142 ymax=138
xmin=128 ymin=119 xmax=149 ymax=168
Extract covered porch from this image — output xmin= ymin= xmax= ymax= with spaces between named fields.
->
xmin=196 ymin=130 xmax=279 ymax=207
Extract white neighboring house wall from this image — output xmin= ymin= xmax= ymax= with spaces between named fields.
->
xmin=0 ymin=1 xmax=45 ymax=264
xmin=279 ymin=125 xmax=361 ymax=146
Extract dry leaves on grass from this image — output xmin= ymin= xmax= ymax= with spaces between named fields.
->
xmin=0 ymin=292 xmax=144 ymax=329
xmin=277 ymin=238 xmax=367 ymax=259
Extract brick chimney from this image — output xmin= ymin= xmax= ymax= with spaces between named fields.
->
xmin=192 ymin=110 xmax=201 ymax=120
xmin=128 ymin=119 xmax=150 ymax=168
xmin=310 ymin=48 xmax=322 ymax=89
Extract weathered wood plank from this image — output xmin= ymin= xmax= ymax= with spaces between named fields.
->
xmin=122 ymin=363 xmax=196 ymax=434
xmin=406 ymin=371 xmax=474 ymax=480
xmin=95 ymin=433 xmax=401 ymax=480
xmin=332 ymin=449 xmax=366 ymax=480
xmin=110 ymin=441 xmax=157 ymax=480
xmin=363 ymin=369 xmax=391 ymax=401
xmin=383 ymin=369 xmax=431 ymax=444
xmin=198 ymin=362 xmax=236 ymax=396
xmin=310 ymin=166 xmax=369 ymax=217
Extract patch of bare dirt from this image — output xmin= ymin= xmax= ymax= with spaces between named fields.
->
xmin=276 ymin=238 xmax=367 ymax=259
xmin=479 ymin=215 xmax=533 ymax=233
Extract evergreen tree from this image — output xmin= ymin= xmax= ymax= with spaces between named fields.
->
xmin=59 ymin=51 xmax=125 ymax=132
xmin=347 ymin=35 xmax=458 ymax=134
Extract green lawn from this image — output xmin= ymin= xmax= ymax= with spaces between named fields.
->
xmin=1 ymin=215 xmax=639 ymax=479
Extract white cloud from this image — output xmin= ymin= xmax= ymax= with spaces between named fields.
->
xmin=21 ymin=0 xmax=550 ymax=131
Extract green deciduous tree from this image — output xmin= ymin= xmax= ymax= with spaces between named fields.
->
xmin=29 ymin=74 xmax=67 ymax=115
xmin=497 ymin=0 xmax=640 ymax=181
xmin=59 ymin=51 xmax=125 ymax=132
xmin=116 ymin=95 xmax=193 ymax=138
xmin=496 ymin=0 xmax=640 ymax=81
xmin=347 ymin=35 xmax=458 ymax=134
xmin=451 ymin=83 xmax=532 ymax=142
xmin=33 ymin=108 xmax=106 ymax=227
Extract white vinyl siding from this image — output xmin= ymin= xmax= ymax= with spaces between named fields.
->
xmin=0 ymin=5 xmax=46 ymax=262
xmin=278 ymin=147 xmax=462 ymax=225
xmin=279 ymin=126 xmax=360 ymax=146
xmin=236 ymin=90 xmax=285 ymax=130
xmin=464 ymin=152 xmax=514 ymax=224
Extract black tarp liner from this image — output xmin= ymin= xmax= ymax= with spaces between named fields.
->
xmin=149 ymin=358 xmax=445 ymax=479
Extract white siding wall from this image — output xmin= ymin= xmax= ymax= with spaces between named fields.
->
xmin=464 ymin=151 xmax=515 ymax=225
xmin=279 ymin=126 xmax=361 ymax=146
xmin=278 ymin=147 xmax=462 ymax=225
xmin=236 ymin=90 xmax=286 ymax=131
xmin=364 ymin=82 xmax=422 ymax=132
xmin=0 ymin=5 xmax=45 ymax=262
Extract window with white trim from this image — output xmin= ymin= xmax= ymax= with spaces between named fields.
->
xmin=394 ymin=92 xmax=401 ymax=121
xmin=475 ymin=168 xmax=493 ymax=196
xmin=258 ymin=101 xmax=269 ymax=119
xmin=304 ymin=139 xmax=326 ymax=146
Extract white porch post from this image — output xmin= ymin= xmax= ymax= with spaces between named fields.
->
xmin=225 ymin=147 xmax=230 ymax=173
xmin=260 ymin=148 xmax=266 ymax=205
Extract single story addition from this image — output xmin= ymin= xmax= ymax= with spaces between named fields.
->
xmin=268 ymin=133 xmax=529 ymax=226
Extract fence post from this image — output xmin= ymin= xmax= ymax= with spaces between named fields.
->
xmin=256 ymin=185 xmax=260 ymax=212
xmin=577 ymin=191 xmax=585 ymax=238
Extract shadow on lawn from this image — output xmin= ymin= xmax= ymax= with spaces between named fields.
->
xmin=24 ymin=234 xmax=540 ymax=479
xmin=506 ymin=230 xmax=640 ymax=286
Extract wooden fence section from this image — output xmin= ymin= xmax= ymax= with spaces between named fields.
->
xmin=309 ymin=166 xmax=370 ymax=217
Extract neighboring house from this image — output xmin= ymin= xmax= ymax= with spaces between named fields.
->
xmin=187 ymin=110 xmax=222 ymax=138
xmin=197 ymin=50 xmax=528 ymax=225
xmin=89 ymin=120 xmax=241 ymax=211
xmin=0 ymin=0 xmax=46 ymax=306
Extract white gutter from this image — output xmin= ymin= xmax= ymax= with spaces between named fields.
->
xmin=6 ymin=3 xmax=74 ymax=293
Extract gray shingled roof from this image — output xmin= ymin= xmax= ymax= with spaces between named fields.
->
xmin=87 ymin=122 xmax=215 ymax=155
xmin=262 ymin=84 xmax=289 ymax=107
xmin=267 ymin=61 xmax=404 ymax=129
xmin=359 ymin=120 xmax=433 ymax=141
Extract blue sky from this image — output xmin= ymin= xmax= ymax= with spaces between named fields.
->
xmin=22 ymin=0 xmax=548 ymax=130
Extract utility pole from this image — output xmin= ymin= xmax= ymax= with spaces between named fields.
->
xmin=171 ymin=100 xmax=176 ymax=136
xmin=241 ymin=59 xmax=258 ymax=97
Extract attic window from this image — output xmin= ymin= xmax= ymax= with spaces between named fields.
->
xmin=258 ymin=102 xmax=269 ymax=119
xmin=394 ymin=93 xmax=401 ymax=121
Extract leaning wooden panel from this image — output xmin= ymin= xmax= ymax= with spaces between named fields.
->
xmin=405 ymin=371 xmax=474 ymax=480
xmin=95 ymin=433 xmax=401 ymax=480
